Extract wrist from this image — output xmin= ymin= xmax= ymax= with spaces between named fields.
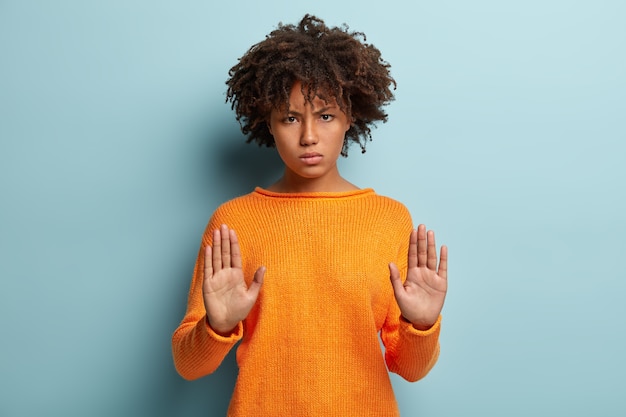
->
xmin=205 ymin=315 xmax=238 ymax=337
xmin=401 ymin=315 xmax=434 ymax=331
xmin=411 ymin=322 xmax=433 ymax=331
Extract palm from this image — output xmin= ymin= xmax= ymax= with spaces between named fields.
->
xmin=203 ymin=225 xmax=265 ymax=334
xmin=390 ymin=225 xmax=448 ymax=330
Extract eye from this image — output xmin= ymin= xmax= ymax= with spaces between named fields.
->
xmin=320 ymin=114 xmax=334 ymax=121
xmin=284 ymin=116 xmax=297 ymax=123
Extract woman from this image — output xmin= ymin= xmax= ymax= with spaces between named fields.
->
xmin=172 ymin=14 xmax=448 ymax=416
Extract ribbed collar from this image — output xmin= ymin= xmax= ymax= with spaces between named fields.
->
xmin=253 ymin=187 xmax=375 ymax=199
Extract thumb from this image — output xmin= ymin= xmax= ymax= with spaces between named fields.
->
xmin=388 ymin=262 xmax=404 ymax=296
xmin=247 ymin=266 xmax=266 ymax=298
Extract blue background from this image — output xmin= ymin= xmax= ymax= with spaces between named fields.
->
xmin=1 ymin=1 xmax=625 ymax=416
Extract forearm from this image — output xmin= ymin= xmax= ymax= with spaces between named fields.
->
xmin=383 ymin=315 xmax=441 ymax=382
xmin=172 ymin=313 xmax=242 ymax=380
xmin=171 ymin=233 xmax=242 ymax=380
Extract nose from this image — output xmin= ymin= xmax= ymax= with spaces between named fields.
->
xmin=300 ymin=119 xmax=318 ymax=146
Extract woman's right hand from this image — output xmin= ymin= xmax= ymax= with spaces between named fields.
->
xmin=203 ymin=224 xmax=265 ymax=335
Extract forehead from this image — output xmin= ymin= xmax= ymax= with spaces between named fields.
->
xmin=283 ymin=81 xmax=341 ymax=110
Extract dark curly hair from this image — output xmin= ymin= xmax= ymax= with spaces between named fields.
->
xmin=225 ymin=14 xmax=396 ymax=156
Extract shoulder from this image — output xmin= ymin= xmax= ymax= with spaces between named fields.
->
xmin=212 ymin=192 xmax=257 ymax=215
xmin=202 ymin=191 xmax=260 ymax=235
xmin=210 ymin=191 xmax=270 ymax=225
xmin=367 ymin=191 xmax=411 ymax=215
xmin=360 ymin=191 xmax=413 ymax=231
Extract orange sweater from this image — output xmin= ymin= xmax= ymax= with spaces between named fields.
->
xmin=172 ymin=187 xmax=441 ymax=416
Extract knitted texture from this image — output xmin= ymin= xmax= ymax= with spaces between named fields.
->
xmin=172 ymin=187 xmax=441 ymax=416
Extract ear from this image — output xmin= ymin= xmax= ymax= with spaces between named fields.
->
xmin=267 ymin=120 xmax=273 ymax=135
xmin=345 ymin=116 xmax=353 ymax=132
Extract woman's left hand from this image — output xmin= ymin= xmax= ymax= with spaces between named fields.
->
xmin=389 ymin=224 xmax=448 ymax=330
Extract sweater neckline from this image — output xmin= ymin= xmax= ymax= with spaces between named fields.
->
xmin=253 ymin=187 xmax=375 ymax=199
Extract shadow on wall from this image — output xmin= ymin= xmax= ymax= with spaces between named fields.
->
xmin=203 ymin=129 xmax=284 ymax=201
xmin=147 ymin=128 xmax=283 ymax=417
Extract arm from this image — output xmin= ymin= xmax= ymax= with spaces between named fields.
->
xmin=382 ymin=309 xmax=442 ymax=382
xmin=172 ymin=224 xmax=264 ymax=380
xmin=383 ymin=224 xmax=448 ymax=382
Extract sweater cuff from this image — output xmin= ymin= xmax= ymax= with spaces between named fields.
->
xmin=400 ymin=315 xmax=442 ymax=336
xmin=204 ymin=319 xmax=244 ymax=342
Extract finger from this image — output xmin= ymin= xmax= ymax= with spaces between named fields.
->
xmin=220 ymin=224 xmax=231 ymax=268
xmin=212 ymin=228 xmax=222 ymax=271
xmin=230 ymin=228 xmax=242 ymax=269
xmin=437 ymin=245 xmax=448 ymax=280
xmin=426 ymin=230 xmax=438 ymax=270
xmin=204 ymin=245 xmax=213 ymax=279
xmin=247 ymin=266 xmax=266 ymax=299
xmin=407 ymin=229 xmax=418 ymax=269
xmin=388 ymin=262 xmax=405 ymax=295
xmin=416 ymin=224 xmax=427 ymax=267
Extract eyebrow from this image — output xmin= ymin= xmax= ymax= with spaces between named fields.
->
xmin=286 ymin=105 xmax=338 ymax=116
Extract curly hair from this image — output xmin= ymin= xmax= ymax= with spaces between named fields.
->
xmin=225 ymin=14 xmax=396 ymax=156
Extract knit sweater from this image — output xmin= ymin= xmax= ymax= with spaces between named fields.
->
xmin=172 ymin=187 xmax=441 ymax=417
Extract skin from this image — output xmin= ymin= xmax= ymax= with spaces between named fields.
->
xmin=203 ymin=225 xmax=265 ymax=335
xmin=266 ymin=81 xmax=356 ymax=193
xmin=203 ymin=82 xmax=448 ymax=335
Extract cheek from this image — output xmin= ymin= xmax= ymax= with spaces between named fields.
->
xmin=273 ymin=136 xmax=295 ymax=161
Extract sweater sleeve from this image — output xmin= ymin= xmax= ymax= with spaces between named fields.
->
xmin=382 ymin=308 xmax=441 ymax=382
xmin=380 ymin=208 xmax=441 ymax=382
xmin=171 ymin=222 xmax=243 ymax=380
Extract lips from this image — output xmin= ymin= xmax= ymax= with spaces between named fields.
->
xmin=299 ymin=152 xmax=323 ymax=165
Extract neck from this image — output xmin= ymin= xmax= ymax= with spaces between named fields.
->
xmin=268 ymin=170 xmax=359 ymax=193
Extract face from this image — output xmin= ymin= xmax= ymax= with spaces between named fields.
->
xmin=268 ymin=81 xmax=351 ymax=191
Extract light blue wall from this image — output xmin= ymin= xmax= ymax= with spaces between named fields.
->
xmin=1 ymin=1 xmax=625 ymax=416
